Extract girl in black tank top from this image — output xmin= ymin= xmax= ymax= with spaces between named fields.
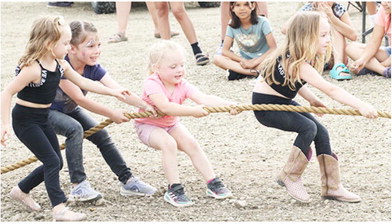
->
xmin=252 ymin=11 xmax=377 ymax=204
xmin=1 ymin=15 xmax=130 ymax=221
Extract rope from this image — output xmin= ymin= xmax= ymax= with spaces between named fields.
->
xmin=1 ymin=104 xmax=390 ymax=174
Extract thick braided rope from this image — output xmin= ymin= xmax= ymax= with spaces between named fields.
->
xmin=1 ymin=104 xmax=389 ymax=174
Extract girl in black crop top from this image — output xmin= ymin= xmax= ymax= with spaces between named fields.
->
xmin=252 ymin=11 xmax=378 ymax=204
xmin=0 ymin=16 xmax=130 ymax=221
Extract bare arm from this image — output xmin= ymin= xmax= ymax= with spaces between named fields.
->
xmin=149 ymin=93 xmax=208 ymax=118
xmin=60 ymin=60 xmax=129 ymax=99
xmin=59 ymin=79 xmax=129 ymax=123
xmin=99 ymin=74 xmax=152 ymax=110
xmin=297 ymin=85 xmax=325 ymax=107
xmin=299 ymin=63 xmax=377 ymax=118
xmin=1 ymin=64 xmax=41 ymax=145
xmin=189 ymin=90 xmax=236 ymax=107
xmin=322 ymin=6 xmax=357 ymax=41
xmin=350 ymin=25 xmax=384 ymax=72
xmin=221 ymin=36 xmax=243 ymax=62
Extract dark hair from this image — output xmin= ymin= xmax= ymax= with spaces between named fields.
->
xmin=69 ymin=21 xmax=97 ymax=45
xmin=228 ymin=2 xmax=259 ymax=29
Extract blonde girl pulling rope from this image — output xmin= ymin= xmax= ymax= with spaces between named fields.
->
xmin=252 ymin=11 xmax=378 ymax=203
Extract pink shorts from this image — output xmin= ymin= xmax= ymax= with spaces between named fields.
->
xmin=134 ymin=122 xmax=182 ymax=147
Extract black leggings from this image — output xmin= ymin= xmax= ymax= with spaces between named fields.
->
xmin=252 ymin=92 xmax=332 ymax=156
xmin=12 ymin=104 xmax=67 ymax=207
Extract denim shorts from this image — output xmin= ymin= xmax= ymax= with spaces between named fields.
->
xmin=382 ymin=46 xmax=391 ymax=56
xmin=134 ymin=121 xmax=182 ymax=147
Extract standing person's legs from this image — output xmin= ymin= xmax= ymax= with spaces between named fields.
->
xmin=68 ymin=108 xmax=131 ymax=184
xmin=169 ymin=2 xmax=209 ymax=65
xmin=11 ymin=106 xmax=66 ymax=208
xmin=108 ymin=1 xmax=131 ymax=43
xmin=220 ymin=2 xmax=230 ymax=42
xmin=147 ymin=2 xmax=179 ymax=38
xmin=48 ymin=110 xmax=86 ymax=184
xmin=69 ymin=108 xmax=157 ymax=196
xmin=155 ymin=2 xmax=171 ymax=40
xmin=169 ymin=2 xmax=197 ymax=43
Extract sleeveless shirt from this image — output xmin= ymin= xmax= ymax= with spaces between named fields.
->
xmin=16 ymin=60 xmax=63 ymax=104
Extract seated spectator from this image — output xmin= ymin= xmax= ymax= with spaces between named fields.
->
xmin=346 ymin=1 xmax=390 ymax=78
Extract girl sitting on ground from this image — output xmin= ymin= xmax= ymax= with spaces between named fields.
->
xmin=213 ymin=1 xmax=277 ymax=81
xmin=346 ymin=1 xmax=391 ymax=78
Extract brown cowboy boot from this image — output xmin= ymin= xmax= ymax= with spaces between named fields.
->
xmin=277 ymin=146 xmax=311 ymax=203
xmin=317 ymin=154 xmax=361 ymax=203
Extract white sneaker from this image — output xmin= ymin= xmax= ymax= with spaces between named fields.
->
xmin=120 ymin=176 xmax=157 ymax=196
xmin=69 ymin=180 xmax=102 ymax=202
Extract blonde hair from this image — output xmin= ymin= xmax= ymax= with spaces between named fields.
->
xmin=18 ymin=16 xmax=67 ymax=68
xmin=147 ymin=40 xmax=186 ymax=74
xmin=261 ymin=11 xmax=325 ymax=90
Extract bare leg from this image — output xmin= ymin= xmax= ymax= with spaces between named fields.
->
xmin=147 ymin=2 xmax=179 ymax=38
xmin=169 ymin=2 xmax=197 ymax=44
xmin=257 ymin=2 xmax=268 ymax=17
xmin=331 ymin=27 xmax=350 ymax=77
xmin=115 ymin=1 xmax=131 ymax=35
xmin=154 ymin=2 xmax=171 ymax=40
xmin=220 ymin=2 xmax=230 ymax=41
xmin=146 ymin=2 xmax=160 ymax=34
xmin=169 ymin=125 xmax=215 ymax=182
xmin=346 ymin=42 xmax=388 ymax=74
xmin=149 ymin=128 xmax=180 ymax=185
xmin=213 ymin=55 xmax=258 ymax=76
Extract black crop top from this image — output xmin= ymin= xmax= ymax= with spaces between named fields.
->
xmin=268 ymin=55 xmax=306 ymax=99
xmin=16 ymin=60 xmax=64 ymax=104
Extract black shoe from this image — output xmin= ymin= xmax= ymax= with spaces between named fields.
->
xmin=47 ymin=2 xmax=73 ymax=7
xmin=228 ymin=69 xmax=247 ymax=81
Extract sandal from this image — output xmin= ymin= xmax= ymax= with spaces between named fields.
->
xmin=108 ymin=32 xmax=128 ymax=43
xmin=154 ymin=31 xmax=180 ymax=39
xmin=195 ymin=53 xmax=210 ymax=66
xmin=329 ymin=63 xmax=352 ymax=80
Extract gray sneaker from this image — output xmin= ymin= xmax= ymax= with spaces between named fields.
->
xmin=69 ymin=180 xmax=102 ymax=202
xmin=164 ymin=184 xmax=194 ymax=207
xmin=206 ymin=177 xmax=233 ymax=199
xmin=120 ymin=176 xmax=157 ymax=196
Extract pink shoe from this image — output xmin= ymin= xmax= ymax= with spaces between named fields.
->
xmin=52 ymin=207 xmax=87 ymax=221
xmin=9 ymin=186 xmax=41 ymax=212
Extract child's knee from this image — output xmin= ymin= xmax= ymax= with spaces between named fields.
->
xmin=303 ymin=122 xmax=317 ymax=140
xmin=160 ymin=138 xmax=178 ymax=153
